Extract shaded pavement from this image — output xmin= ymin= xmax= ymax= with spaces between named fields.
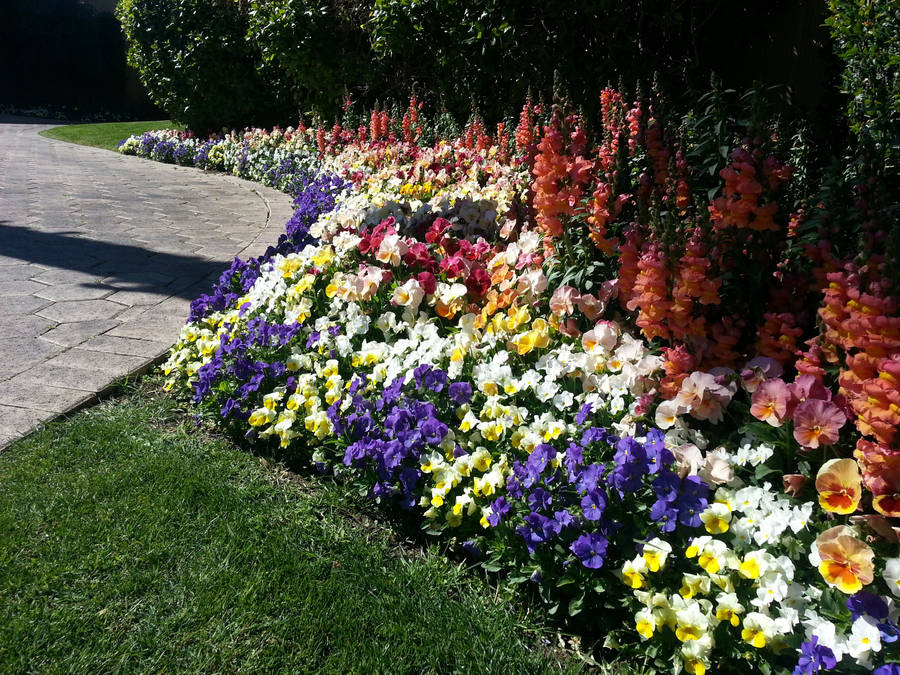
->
xmin=0 ymin=118 xmax=295 ymax=448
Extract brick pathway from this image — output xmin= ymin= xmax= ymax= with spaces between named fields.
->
xmin=0 ymin=118 xmax=295 ymax=449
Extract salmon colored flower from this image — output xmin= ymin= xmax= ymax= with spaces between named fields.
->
xmin=750 ymin=378 xmax=791 ymax=427
xmin=815 ymin=458 xmax=862 ymax=514
xmin=516 ymin=269 xmax=547 ymax=298
xmin=849 ymin=515 xmax=900 ymax=543
xmin=782 ymin=474 xmax=807 ymax=497
xmin=815 ymin=525 xmax=875 ymax=594
xmin=576 ymin=293 xmax=605 ymax=321
xmin=790 ymin=374 xmax=832 ymax=404
xmin=793 ymin=399 xmax=846 ymax=449
xmin=549 ymin=285 xmax=580 ymax=317
xmin=558 ymin=318 xmax=581 ymax=338
xmin=854 ymin=438 xmax=900 ymax=517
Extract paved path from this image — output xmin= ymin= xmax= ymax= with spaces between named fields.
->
xmin=0 ymin=118 xmax=295 ymax=449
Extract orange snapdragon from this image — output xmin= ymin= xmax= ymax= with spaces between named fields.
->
xmin=532 ymin=118 xmax=593 ymax=239
xmin=626 ymin=243 xmax=671 ymax=341
xmin=709 ymin=148 xmax=787 ymax=232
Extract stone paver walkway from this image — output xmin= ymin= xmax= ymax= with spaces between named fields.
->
xmin=0 ymin=118 xmax=295 ymax=449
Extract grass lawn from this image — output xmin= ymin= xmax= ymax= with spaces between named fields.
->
xmin=0 ymin=377 xmax=598 ymax=674
xmin=39 ymin=120 xmax=180 ymax=152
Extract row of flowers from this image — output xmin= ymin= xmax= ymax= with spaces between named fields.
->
xmin=121 ymin=95 xmax=899 ymax=674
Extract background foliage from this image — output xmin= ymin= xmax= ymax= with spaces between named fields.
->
xmin=0 ymin=0 xmax=158 ymax=119
xmin=114 ymin=0 xmax=844 ymax=132
xmin=365 ymin=0 xmax=836 ymax=124
xmin=247 ymin=0 xmax=378 ymax=121
xmin=116 ymin=0 xmax=294 ymax=132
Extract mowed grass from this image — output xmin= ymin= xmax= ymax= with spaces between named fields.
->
xmin=0 ymin=378 xmax=582 ymax=674
xmin=39 ymin=120 xmax=180 ymax=151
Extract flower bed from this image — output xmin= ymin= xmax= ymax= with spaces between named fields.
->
xmin=120 ymin=95 xmax=899 ymax=673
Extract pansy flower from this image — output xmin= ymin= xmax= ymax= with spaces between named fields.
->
xmin=815 ymin=458 xmax=862 ymax=514
xmin=581 ymin=489 xmax=607 ymax=520
xmin=815 ymin=525 xmax=875 ymax=594
xmin=750 ymin=378 xmax=791 ymax=426
xmin=793 ymin=399 xmax=846 ymax=449
xmin=570 ymin=532 xmax=609 ymax=569
xmin=792 ymin=636 xmax=837 ymax=675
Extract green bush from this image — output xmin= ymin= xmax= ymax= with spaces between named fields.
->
xmin=364 ymin=0 xmax=838 ymax=125
xmin=364 ymin=0 xmax=713 ymax=122
xmin=116 ymin=0 xmax=293 ymax=133
xmin=823 ymin=0 xmax=899 ymax=283
xmin=826 ymin=0 xmax=899 ymax=174
xmin=247 ymin=0 xmax=379 ymax=120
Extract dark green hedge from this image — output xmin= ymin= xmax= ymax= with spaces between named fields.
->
xmin=116 ymin=0 xmax=294 ymax=133
xmin=0 ymin=0 xmax=158 ymax=118
xmin=248 ymin=0 xmax=378 ymax=121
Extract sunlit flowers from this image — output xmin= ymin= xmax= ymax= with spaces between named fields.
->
xmin=750 ymin=378 xmax=791 ymax=426
xmin=816 ymin=458 xmax=862 ymax=514
xmin=742 ymin=612 xmax=775 ymax=648
xmin=793 ymin=399 xmax=847 ymax=449
xmin=642 ymin=538 xmax=672 ymax=572
xmin=815 ymin=526 xmax=875 ymax=594
xmin=549 ymin=285 xmax=580 ymax=316
xmin=622 ymin=556 xmax=648 ymax=589
xmin=699 ymin=502 xmax=732 ymax=534
xmin=882 ymin=558 xmax=900 ymax=598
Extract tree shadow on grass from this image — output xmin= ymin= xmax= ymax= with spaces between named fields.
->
xmin=0 ymin=221 xmax=227 ymax=300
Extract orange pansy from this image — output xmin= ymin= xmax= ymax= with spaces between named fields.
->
xmin=815 ymin=458 xmax=862 ymax=514
xmin=815 ymin=525 xmax=875 ymax=594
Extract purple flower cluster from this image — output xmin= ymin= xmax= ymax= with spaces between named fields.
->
xmin=262 ymin=172 xmax=349 ymax=261
xmin=650 ymin=471 xmax=708 ymax=532
xmin=793 ymin=636 xmax=837 ymax=675
xmin=191 ymin=317 xmax=305 ymax=414
xmin=173 ymin=143 xmax=195 ymax=166
xmin=137 ymin=132 xmax=158 ymax=158
xmin=188 ymin=256 xmax=258 ymax=322
xmin=194 ymin=140 xmax=221 ymax=170
xmin=234 ymin=142 xmax=251 ymax=175
xmin=187 ymin=171 xmax=347 ymax=323
xmin=339 ymin=386 xmax=450 ymax=508
xmin=501 ymin=427 xmax=706 ymax=571
xmin=264 ymin=154 xmax=317 ymax=196
xmin=846 ymin=592 xmax=900 ymax=648
xmin=150 ymin=139 xmax=177 ymax=163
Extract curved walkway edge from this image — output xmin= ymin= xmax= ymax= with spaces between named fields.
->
xmin=0 ymin=118 xmax=295 ymax=449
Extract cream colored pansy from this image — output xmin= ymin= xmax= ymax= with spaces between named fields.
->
xmin=642 ymin=538 xmax=672 ymax=572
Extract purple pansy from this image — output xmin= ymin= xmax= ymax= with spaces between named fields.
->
xmin=570 ymin=532 xmax=609 ymax=569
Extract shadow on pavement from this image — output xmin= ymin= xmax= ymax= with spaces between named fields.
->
xmin=0 ymin=221 xmax=226 ymax=301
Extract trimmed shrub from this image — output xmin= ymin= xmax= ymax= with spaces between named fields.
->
xmin=247 ymin=0 xmax=379 ymax=120
xmin=116 ymin=0 xmax=293 ymax=132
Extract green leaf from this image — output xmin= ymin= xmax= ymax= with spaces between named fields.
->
xmin=568 ymin=594 xmax=584 ymax=616
xmin=754 ymin=464 xmax=780 ymax=480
